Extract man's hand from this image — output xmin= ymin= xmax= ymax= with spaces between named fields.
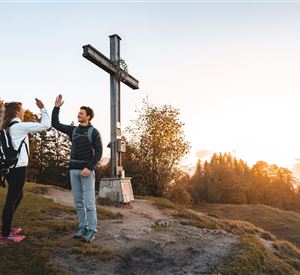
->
xmin=35 ymin=98 xmax=44 ymax=109
xmin=55 ymin=94 xmax=64 ymax=108
xmin=81 ymin=168 xmax=91 ymax=177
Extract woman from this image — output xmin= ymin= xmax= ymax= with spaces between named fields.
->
xmin=0 ymin=99 xmax=50 ymax=242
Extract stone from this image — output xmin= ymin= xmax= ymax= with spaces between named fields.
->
xmin=99 ymin=177 xmax=134 ymax=203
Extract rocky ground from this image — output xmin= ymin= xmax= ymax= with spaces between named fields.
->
xmin=42 ymin=186 xmax=239 ymax=275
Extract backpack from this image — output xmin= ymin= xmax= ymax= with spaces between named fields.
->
xmin=70 ymin=126 xmax=94 ymax=163
xmin=0 ymin=121 xmax=26 ymax=187
xmin=72 ymin=126 xmax=94 ymax=144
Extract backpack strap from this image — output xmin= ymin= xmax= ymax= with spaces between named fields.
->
xmin=8 ymin=120 xmax=28 ymax=159
xmin=87 ymin=126 xmax=94 ymax=144
xmin=8 ymin=120 xmax=19 ymax=127
xmin=72 ymin=126 xmax=77 ymax=141
xmin=72 ymin=126 xmax=94 ymax=144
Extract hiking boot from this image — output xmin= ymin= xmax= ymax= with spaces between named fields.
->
xmin=82 ymin=229 xmax=96 ymax=243
xmin=0 ymin=233 xmax=25 ymax=243
xmin=73 ymin=226 xmax=87 ymax=239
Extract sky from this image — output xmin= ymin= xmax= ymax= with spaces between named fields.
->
xmin=1 ymin=1 xmax=300 ymax=176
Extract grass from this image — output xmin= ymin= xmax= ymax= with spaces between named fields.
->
xmin=196 ymin=203 xmax=300 ymax=248
xmin=272 ymin=240 xmax=300 ymax=271
xmin=217 ymin=235 xmax=297 ymax=275
xmin=0 ymin=183 xmax=116 ymax=274
xmin=1 ymin=184 xmax=300 ymax=274
xmin=97 ymin=197 xmax=133 ymax=209
xmin=30 ymin=184 xmax=124 ymax=221
xmin=147 ymin=196 xmax=300 ymax=274
xmin=151 ymin=223 xmax=174 ymax=233
xmin=71 ymin=245 xmax=114 ymax=261
xmin=151 ymin=197 xmax=274 ymax=237
xmin=97 ymin=206 xmax=123 ymax=220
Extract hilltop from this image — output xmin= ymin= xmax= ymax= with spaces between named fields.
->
xmin=197 ymin=203 xmax=300 ymax=248
xmin=0 ymin=183 xmax=299 ymax=274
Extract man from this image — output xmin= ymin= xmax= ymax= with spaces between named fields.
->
xmin=52 ymin=95 xmax=102 ymax=243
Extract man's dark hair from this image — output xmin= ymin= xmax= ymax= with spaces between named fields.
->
xmin=80 ymin=106 xmax=94 ymax=121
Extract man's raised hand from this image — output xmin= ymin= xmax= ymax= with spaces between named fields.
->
xmin=55 ymin=94 xmax=64 ymax=108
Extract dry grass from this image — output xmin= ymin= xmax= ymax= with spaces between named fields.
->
xmin=218 ymin=235 xmax=297 ymax=275
xmin=0 ymin=183 xmax=115 ymax=274
xmin=151 ymin=197 xmax=275 ymax=238
xmin=30 ymin=184 xmax=124 ymax=220
xmin=148 ymin=196 xmax=300 ymax=274
xmin=151 ymin=223 xmax=173 ymax=233
xmin=273 ymin=240 xmax=300 ymax=271
xmin=97 ymin=197 xmax=133 ymax=209
xmin=196 ymin=203 xmax=300 ymax=248
xmin=97 ymin=206 xmax=123 ymax=220
xmin=1 ymin=185 xmax=300 ymax=274
xmin=71 ymin=245 xmax=114 ymax=261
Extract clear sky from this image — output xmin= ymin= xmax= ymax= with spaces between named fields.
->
xmin=1 ymin=1 xmax=300 ymax=176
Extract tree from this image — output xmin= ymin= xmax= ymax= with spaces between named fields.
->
xmin=166 ymin=170 xmax=191 ymax=206
xmin=191 ymin=159 xmax=203 ymax=185
xmin=251 ymin=161 xmax=298 ymax=209
xmin=190 ymin=153 xmax=250 ymax=205
xmin=188 ymin=153 xmax=300 ymax=212
xmin=23 ymin=109 xmax=71 ymax=187
xmin=124 ymin=99 xmax=190 ymax=196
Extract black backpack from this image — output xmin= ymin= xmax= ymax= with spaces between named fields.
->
xmin=72 ymin=126 xmax=94 ymax=144
xmin=0 ymin=121 xmax=26 ymax=187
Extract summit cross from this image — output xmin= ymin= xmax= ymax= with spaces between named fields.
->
xmin=82 ymin=34 xmax=139 ymax=178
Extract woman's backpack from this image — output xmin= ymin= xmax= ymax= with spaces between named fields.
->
xmin=0 ymin=121 xmax=26 ymax=187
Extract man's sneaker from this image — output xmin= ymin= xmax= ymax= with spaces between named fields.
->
xmin=73 ymin=226 xmax=87 ymax=239
xmin=82 ymin=230 xmax=96 ymax=243
xmin=0 ymin=233 xmax=25 ymax=243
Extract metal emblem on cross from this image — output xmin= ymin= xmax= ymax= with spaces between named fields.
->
xmin=82 ymin=34 xmax=139 ymax=179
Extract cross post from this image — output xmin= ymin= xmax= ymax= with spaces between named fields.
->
xmin=82 ymin=34 xmax=139 ymax=179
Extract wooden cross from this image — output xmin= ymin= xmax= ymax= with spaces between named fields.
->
xmin=82 ymin=34 xmax=139 ymax=178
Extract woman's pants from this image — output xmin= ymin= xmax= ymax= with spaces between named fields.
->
xmin=1 ymin=167 xmax=27 ymax=237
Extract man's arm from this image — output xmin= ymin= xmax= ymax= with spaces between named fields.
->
xmin=51 ymin=95 xmax=74 ymax=136
xmin=86 ymin=128 xmax=103 ymax=171
xmin=51 ymin=107 xmax=74 ymax=136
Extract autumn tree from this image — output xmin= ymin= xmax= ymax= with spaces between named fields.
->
xmin=166 ymin=170 xmax=191 ymax=206
xmin=189 ymin=153 xmax=300 ymax=212
xmin=124 ymin=100 xmax=190 ymax=196
xmin=251 ymin=161 xmax=298 ymax=209
xmin=23 ymin=108 xmax=71 ymax=187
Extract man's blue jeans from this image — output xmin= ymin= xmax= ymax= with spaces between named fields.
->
xmin=70 ymin=170 xmax=97 ymax=231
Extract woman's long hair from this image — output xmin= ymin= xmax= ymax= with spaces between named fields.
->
xmin=0 ymin=102 xmax=22 ymax=130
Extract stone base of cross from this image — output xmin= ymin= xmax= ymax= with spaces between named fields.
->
xmin=82 ymin=34 xmax=138 ymax=203
xmin=99 ymin=177 xmax=134 ymax=203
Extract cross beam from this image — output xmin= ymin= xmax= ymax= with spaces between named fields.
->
xmin=82 ymin=34 xmax=139 ymax=178
xmin=83 ymin=44 xmax=139 ymax=90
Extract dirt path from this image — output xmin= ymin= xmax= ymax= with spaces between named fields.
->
xmin=40 ymin=186 xmax=238 ymax=275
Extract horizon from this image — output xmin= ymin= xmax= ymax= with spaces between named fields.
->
xmin=1 ymin=2 xmax=300 ymax=178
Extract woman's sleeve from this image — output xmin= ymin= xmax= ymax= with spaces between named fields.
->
xmin=16 ymin=108 xmax=51 ymax=134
